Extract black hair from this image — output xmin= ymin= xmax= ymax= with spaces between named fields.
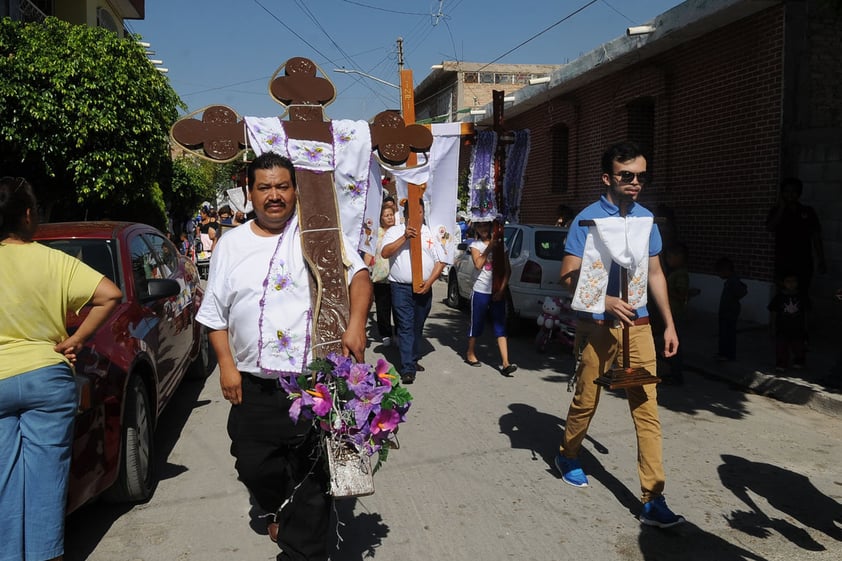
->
xmin=402 ymin=198 xmax=424 ymax=221
xmin=600 ymin=141 xmax=646 ymax=175
xmin=247 ymin=152 xmax=296 ymax=189
xmin=0 ymin=176 xmax=38 ymax=242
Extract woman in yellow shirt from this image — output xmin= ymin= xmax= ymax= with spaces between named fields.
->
xmin=0 ymin=177 xmax=122 ymax=561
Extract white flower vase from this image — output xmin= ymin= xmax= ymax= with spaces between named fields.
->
xmin=325 ymin=439 xmax=375 ymax=498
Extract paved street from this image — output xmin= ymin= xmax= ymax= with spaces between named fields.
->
xmin=65 ymin=281 xmax=842 ymax=561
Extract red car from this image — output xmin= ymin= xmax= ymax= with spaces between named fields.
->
xmin=34 ymin=222 xmax=209 ymax=514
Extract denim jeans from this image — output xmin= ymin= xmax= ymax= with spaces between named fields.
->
xmin=390 ymin=283 xmax=432 ymax=375
xmin=0 ymin=363 xmax=77 ymax=561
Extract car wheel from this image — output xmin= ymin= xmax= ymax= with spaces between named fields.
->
xmin=446 ymin=274 xmax=462 ymax=309
xmin=187 ymin=326 xmax=210 ymax=379
xmin=103 ymin=375 xmax=155 ymax=503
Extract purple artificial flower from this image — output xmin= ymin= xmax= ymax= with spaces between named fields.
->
xmin=346 ymin=362 xmax=374 ymax=394
xmin=306 ymin=382 xmax=333 ymax=417
xmin=374 ymin=358 xmax=397 ymax=388
xmin=348 ymin=424 xmax=379 ymax=456
xmin=370 ymin=408 xmax=400 ymax=435
xmin=328 ymin=353 xmax=352 ymax=379
xmin=279 ymin=374 xmax=313 ymax=423
xmin=347 ymin=384 xmax=389 ymax=428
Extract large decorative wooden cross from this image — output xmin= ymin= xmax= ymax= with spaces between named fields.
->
xmin=171 ymin=57 xmax=433 ymax=358
xmin=491 ymin=90 xmax=514 ymax=294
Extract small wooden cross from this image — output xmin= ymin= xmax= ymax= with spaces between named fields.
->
xmin=171 ymin=57 xmax=433 ymax=357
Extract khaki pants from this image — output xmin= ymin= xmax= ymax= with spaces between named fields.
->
xmin=559 ymin=320 xmax=665 ymax=503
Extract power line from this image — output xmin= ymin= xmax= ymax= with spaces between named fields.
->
xmin=340 ymin=0 xmax=428 ymax=16
xmin=477 ymin=0 xmax=599 ymax=72
xmin=600 ymin=0 xmax=635 ymax=24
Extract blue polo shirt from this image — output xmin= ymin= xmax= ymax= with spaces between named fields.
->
xmin=565 ymin=195 xmax=662 ymax=321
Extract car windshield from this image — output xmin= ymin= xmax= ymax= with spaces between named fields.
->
xmin=41 ymin=239 xmax=119 ymax=285
xmin=533 ymin=230 xmax=567 ymax=261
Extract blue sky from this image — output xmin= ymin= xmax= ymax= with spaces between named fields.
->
xmin=131 ymin=0 xmax=683 ymax=121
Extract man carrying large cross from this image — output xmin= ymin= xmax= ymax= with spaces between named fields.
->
xmin=177 ymin=57 xmax=432 ymax=559
xmin=197 ymin=153 xmax=370 ymax=559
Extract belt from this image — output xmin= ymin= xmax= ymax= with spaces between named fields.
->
xmin=241 ymin=372 xmax=282 ymax=388
xmin=579 ymin=316 xmax=650 ymax=327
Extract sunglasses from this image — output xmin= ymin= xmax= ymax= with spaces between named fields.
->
xmin=612 ymin=171 xmax=651 ymax=185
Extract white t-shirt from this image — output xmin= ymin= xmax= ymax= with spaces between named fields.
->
xmin=382 ymin=223 xmax=445 ymax=284
xmin=469 ymin=240 xmax=494 ymax=294
xmin=196 ymin=217 xmax=366 ymax=377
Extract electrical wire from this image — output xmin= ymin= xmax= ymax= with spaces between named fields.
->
xmin=477 ymin=0 xmax=599 ymax=71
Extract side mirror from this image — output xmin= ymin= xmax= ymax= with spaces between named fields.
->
xmin=142 ymin=278 xmax=181 ymax=303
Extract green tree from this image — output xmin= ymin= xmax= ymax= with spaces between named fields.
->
xmin=0 ymin=17 xmax=183 ymax=226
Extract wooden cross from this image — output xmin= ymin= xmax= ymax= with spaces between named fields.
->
xmin=171 ymin=57 xmax=433 ymax=357
xmin=491 ymin=90 xmax=515 ymax=295
xmin=580 ymin=213 xmax=663 ymax=389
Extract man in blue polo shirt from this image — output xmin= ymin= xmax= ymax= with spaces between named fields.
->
xmin=554 ymin=141 xmax=685 ymax=528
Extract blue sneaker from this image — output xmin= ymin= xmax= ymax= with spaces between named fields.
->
xmin=639 ymin=496 xmax=685 ymax=528
xmin=554 ymin=454 xmax=589 ymax=487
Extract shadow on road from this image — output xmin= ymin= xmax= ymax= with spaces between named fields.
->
xmin=329 ymin=498 xmax=390 ymax=561
xmin=638 ymin=521 xmax=767 ymax=560
xmin=718 ymin=454 xmax=842 ymax=551
xmin=498 ymin=402 xmax=640 ymax=515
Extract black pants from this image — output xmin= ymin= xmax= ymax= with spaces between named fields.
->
xmin=373 ymin=281 xmax=394 ymax=338
xmin=718 ymin=317 xmax=737 ymax=360
xmin=228 ymin=373 xmax=331 ymax=561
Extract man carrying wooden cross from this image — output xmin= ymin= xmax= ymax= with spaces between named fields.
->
xmin=554 ymin=141 xmax=685 ymax=528
xmin=197 ymin=153 xmax=370 ymax=559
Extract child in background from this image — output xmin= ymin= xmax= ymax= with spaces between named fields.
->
xmin=767 ymin=273 xmax=809 ymax=372
xmin=178 ymin=231 xmax=195 ymax=262
xmin=716 ymin=257 xmax=748 ymax=361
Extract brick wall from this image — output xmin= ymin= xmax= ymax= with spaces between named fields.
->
xmin=508 ymin=6 xmax=785 ymax=283
xmin=793 ymin=1 xmax=842 ymax=310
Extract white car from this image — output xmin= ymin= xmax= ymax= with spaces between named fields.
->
xmin=445 ymin=224 xmax=571 ymax=321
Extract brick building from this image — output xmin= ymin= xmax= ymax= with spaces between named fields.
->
xmin=415 ymin=61 xmax=561 ymax=124
xmin=468 ymin=0 xmax=841 ymax=322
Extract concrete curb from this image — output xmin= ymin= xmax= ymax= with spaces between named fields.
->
xmin=684 ymin=351 xmax=842 ymax=418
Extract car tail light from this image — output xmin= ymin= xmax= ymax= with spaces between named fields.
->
xmin=520 ymin=260 xmax=542 ymax=284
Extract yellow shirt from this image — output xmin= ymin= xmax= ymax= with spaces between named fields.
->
xmin=0 ymin=241 xmax=104 ymax=379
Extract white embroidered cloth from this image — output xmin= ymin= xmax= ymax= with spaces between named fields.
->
xmin=256 ymin=218 xmax=313 ymax=375
xmin=571 ymin=216 xmax=652 ymax=314
xmin=244 ymin=116 xmax=373 ymax=249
